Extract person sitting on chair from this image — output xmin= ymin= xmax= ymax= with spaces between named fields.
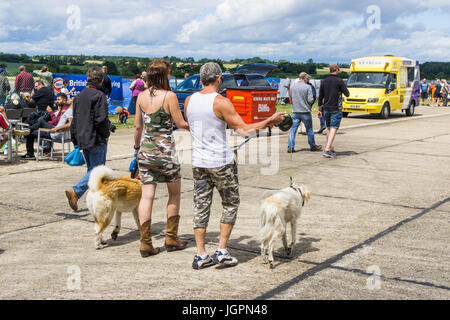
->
xmin=21 ymin=92 xmax=37 ymax=109
xmin=0 ymin=106 xmax=10 ymax=149
xmin=22 ymin=99 xmax=73 ymax=160
xmin=4 ymin=94 xmax=22 ymax=110
xmin=25 ymin=80 xmax=54 ymax=126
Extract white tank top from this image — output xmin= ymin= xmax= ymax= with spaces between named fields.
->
xmin=186 ymin=92 xmax=234 ymax=168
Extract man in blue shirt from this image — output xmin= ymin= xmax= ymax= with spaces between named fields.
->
xmin=420 ymin=78 xmax=430 ymax=106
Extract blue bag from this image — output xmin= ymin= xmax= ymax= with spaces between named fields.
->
xmin=64 ymin=146 xmax=86 ymax=166
xmin=129 ymin=154 xmax=137 ymax=172
xmin=129 ymin=153 xmax=139 ymax=179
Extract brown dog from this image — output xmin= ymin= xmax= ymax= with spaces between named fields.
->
xmin=86 ymin=166 xmax=141 ymax=249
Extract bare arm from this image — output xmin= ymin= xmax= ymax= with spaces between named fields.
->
xmin=167 ymin=92 xmax=189 ymax=130
xmin=134 ymin=93 xmax=143 ymax=150
xmin=130 ymin=80 xmax=136 ymax=91
xmin=214 ymin=96 xmax=284 ymax=137
xmin=49 ymin=118 xmax=72 ymax=133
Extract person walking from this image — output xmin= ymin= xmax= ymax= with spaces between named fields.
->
xmin=0 ymin=68 xmax=10 ymax=106
xmin=420 ymin=78 xmax=430 ymax=106
xmin=441 ymin=79 xmax=448 ymax=107
xmin=433 ymin=79 xmax=441 ymax=107
xmin=133 ymin=59 xmax=190 ymax=257
xmin=65 ymin=67 xmax=111 ymax=212
xmin=14 ymin=66 xmax=34 ymax=96
xmin=128 ymin=73 xmax=146 ymax=114
xmin=184 ymin=62 xmax=284 ymax=270
xmin=318 ymin=64 xmax=350 ymax=158
xmin=288 ymin=72 xmax=322 ymax=153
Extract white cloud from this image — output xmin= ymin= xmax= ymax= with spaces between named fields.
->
xmin=0 ymin=0 xmax=448 ymax=62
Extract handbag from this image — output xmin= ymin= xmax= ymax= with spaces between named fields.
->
xmin=64 ymin=145 xmax=86 ymax=166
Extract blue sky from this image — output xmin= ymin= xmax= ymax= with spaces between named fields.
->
xmin=0 ymin=0 xmax=449 ymax=63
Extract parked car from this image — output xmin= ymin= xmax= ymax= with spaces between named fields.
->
xmin=173 ymin=63 xmax=277 ymax=116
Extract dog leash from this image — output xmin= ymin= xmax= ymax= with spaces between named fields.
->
xmin=290 ymin=126 xmax=294 ymax=187
xmin=290 ymin=186 xmax=305 ymax=207
xmin=232 ymin=136 xmax=254 ymax=152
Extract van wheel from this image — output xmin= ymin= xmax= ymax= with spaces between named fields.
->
xmin=406 ymin=101 xmax=415 ymax=117
xmin=379 ymin=104 xmax=390 ymax=119
xmin=342 ymin=112 xmax=349 ymax=118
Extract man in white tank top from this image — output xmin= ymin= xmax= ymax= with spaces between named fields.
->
xmin=185 ymin=62 xmax=284 ymax=270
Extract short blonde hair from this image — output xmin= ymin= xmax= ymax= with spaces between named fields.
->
xmin=22 ymin=92 xmax=32 ymax=102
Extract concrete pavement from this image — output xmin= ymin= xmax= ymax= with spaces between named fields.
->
xmin=0 ymin=106 xmax=449 ymax=299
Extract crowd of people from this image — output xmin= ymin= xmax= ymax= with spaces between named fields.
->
xmin=0 ymin=64 xmax=115 ymax=159
xmin=420 ymin=78 xmax=449 ymax=107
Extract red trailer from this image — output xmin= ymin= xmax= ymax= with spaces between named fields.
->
xmin=227 ymin=87 xmax=278 ymax=136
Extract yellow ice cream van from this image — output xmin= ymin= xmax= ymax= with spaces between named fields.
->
xmin=343 ymin=56 xmax=420 ymax=119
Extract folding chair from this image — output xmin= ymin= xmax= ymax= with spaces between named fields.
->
xmin=36 ymin=128 xmax=71 ymax=163
xmin=21 ymin=108 xmax=37 ymax=122
xmin=5 ymin=109 xmax=23 ymax=120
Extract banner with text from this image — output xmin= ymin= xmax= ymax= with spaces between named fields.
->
xmin=52 ymin=74 xmax=123 ymax=101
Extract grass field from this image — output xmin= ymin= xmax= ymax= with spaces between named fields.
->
xmin=276 ymin=102 xmax=319 ymax=114
xmin=109 ymin=103 xmax=317 ymax=131
xmin=109 ymin=114 xmax=136 ymax=130
xmin=316 ymin=67 xmax=350 ymax=75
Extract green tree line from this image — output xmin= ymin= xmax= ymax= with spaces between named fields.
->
xmin=1 ymin=52 xmax=448 ymax=80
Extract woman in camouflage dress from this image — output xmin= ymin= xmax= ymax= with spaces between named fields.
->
xmin=134 ymin=59 xmax=189 ymax=257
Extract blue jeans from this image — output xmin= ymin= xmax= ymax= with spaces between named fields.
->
xmin=320 ymin=115 xmax=326 ymax=128
xmin=72 ymin=144 xmax=108 ymax=198
xmin=323 ymin=109 xmax=343 ymax=129
xmin=288 ymin=112 xmax=317 ymax=150
xmin=120 ymin=115 xmax=128 ymax=124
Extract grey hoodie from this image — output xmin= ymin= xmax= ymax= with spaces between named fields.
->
xmin=291 ymin=80 xmax=314 ymax=113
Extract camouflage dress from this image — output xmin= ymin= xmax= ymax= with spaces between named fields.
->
xmin=138 ymin=92 xmax=181 ymax=185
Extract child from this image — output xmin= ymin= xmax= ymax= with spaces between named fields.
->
xmin=61 ymin=79 xmax=75 ymax=104
xmin=116 ymin=107 xmax=130 ymax=125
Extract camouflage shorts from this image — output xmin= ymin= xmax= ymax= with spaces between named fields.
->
xmin=193 ymin=162 xmax=240 ymax=228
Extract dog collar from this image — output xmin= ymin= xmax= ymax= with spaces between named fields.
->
xmin=291 ymin=186 xmax=305 ymax=207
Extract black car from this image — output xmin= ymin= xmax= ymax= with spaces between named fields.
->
xmin=174 ymin=63 xmax=277 ymax=116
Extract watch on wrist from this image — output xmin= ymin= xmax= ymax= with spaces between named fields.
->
xmin=134 ymin=145 xmax=140 ymax=151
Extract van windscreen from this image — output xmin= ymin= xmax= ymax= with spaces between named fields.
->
xmin=347 ymin=72 xmax=390 ymax=88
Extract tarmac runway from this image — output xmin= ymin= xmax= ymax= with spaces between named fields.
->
xmin=0 ymin=106 xmax=449 ymax=300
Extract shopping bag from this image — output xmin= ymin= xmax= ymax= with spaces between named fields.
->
xmin=65 ymin=146 xmax=86 ymax=166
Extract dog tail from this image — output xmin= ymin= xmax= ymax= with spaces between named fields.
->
xmin=258 ymin=201 xmax=285 ymax=245
xmin=88 ymin=166 xmax=115 ymax=192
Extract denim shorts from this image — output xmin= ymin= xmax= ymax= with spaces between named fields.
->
xmin=323 ymin=109 xmax=343 ymax=129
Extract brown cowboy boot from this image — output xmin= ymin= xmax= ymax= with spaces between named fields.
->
xmin=165 ymin=215 xmax=188 ymax=252
xmin=139 ymin=220 xmax=160 ymax=257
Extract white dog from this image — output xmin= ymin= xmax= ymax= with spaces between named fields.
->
xmin=258 ymin=185 xmax=310 ymax=268
xmin=86 ymin=166 xmax=141 ymax=249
